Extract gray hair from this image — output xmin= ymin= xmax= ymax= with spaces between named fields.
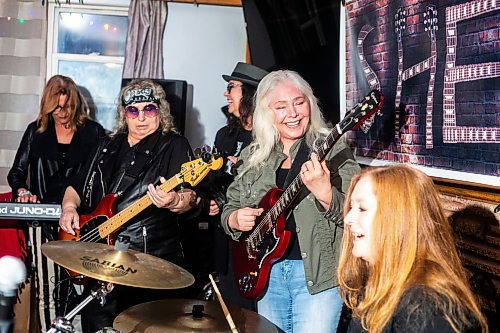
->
xmin=114 ymin=79 xmax=178 ymax=135
xmin=239 ymin=70 xmax=330 ymax=175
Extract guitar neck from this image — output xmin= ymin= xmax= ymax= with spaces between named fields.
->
xmin=98 ymin=175 xmax=182 ymax=238
xmin=268 ymin=126 xmax=342 ymax=221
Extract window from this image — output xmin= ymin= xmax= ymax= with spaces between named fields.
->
xmin=48 ymin=4 xmax=128 ymax=130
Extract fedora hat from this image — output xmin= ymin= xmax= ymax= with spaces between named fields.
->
xmin=222 ymin=62 xmax=268 ymax=87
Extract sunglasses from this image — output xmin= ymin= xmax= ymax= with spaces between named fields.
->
xmin=226 ymin=82 xmax=243 ymax=93
xmin=125 ymin=104 xmax=159 ymax=119
xmin=52 ymin=104 xmax=69 ymax=113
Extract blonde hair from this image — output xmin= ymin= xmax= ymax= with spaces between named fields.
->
xmin=337 ymin=165 xmax=487 ymax=333
xmin=114 ymin=79 xmax=177 ymax=135
xmin=37 ymin=75 xmax=89 ymax=133
xmin=239 ymin=70 xmax=329 ymax=175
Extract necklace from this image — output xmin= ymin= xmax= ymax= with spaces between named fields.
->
xmin=56 ymin=122 xmax=71 ymax=130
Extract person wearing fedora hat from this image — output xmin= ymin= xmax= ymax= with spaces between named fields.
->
xmin=222 ymin=62 xmax=269 ymax=133
xmin=200 ymin=62 xmax=268 ymax=311
xmin=221 ymin=70 xmax=360 ymax=332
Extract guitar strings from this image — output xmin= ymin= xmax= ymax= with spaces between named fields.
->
xmin=243 ymin=94 xmax=381 ymax=253
xmin=246 ymin=176 xmax=304 ymax=248
xmin=76 ymin=159 xmax=210 ymax=243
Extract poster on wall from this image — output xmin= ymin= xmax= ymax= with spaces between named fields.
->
xmin=344 ymin=0 xmax=499 ymax=186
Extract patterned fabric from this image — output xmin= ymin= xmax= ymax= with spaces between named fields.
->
xmin=0 ymin=1 xmax=47 ymax=193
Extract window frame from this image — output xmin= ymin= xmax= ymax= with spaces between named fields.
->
xmin=47 ymin=3 xmax=129 ymax=79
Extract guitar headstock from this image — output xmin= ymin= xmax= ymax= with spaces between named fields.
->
xmin=178 ymin=153 xmax=223 ymax=187
xmin=424 ymin=5 xmax=438 ymax=41
xmin=193 ymin=146 xmax=224 ymax=170
xmin=340 ymin=90 xmax=384 ymax=133
xmin=395 ymin=7 xmax=406 ymax=42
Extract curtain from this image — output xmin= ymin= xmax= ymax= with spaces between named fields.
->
xmin=122 ymin=0 xmax=168 ymax=79
xmin=0 ymin=0 xmax=47 ymax=192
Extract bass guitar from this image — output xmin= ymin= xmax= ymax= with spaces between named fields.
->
xmin=232 ymin=90 xmax=384 ymax=299
xmin=59 ymin=151 xmax=223 ymax=283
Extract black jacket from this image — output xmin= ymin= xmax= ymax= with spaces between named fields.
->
xmin=8 ymin=119 xmax=105 ymax=203
xmin=211 ymin=125 xmax=252 ymax=206
xmin=207 ymin=125 xmax=252 ymax=274
xmin=72 ymin=130 xmax=195 ymax=265
xmin=348 ymin=287 xmax=482 ymax=333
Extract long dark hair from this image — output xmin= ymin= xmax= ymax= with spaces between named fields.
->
xmin=228 ymin=83 xmax=256 ymax=133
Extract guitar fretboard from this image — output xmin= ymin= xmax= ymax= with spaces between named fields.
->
xmin=246 ymin=90 xmax=382 ymax=245
xmin=98 ymin=175 xmax=183 ymax=238
xmin=268 ymin=125 xmax=343 ymax=221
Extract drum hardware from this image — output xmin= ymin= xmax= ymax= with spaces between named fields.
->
xmin=94 ymin=328 xmax=122 ymax=333
xmin=41 ymin=240 xmax=196 ymax=332
xmin=113 ymin=299 xmax=279 ymax=332
xmin=46 ymin=282 xmax=114 ymax=333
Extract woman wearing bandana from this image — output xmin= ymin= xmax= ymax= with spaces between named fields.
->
xmin=59 ymin=79 xmax=201 ymax=332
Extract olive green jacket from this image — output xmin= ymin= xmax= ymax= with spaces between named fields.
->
xmin=221 ymin=137 xmax=360 ymax=294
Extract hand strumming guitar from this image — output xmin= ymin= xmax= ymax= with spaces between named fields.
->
xmin=228 ymin=207 xmax=264 ymax=232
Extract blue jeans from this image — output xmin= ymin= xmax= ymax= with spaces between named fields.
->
xmin=257 ymin=260 xmax=342 ymax=333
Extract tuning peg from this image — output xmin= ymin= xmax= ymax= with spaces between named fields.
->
xmin=202 ymin=144 xmax=211 ymax=153
xmin=194 ymin=147 xmax=202 ymax=158
xmin=201 ymin=151 xmax=212 ymax=163
xmin=212 ymin=146 xmax=220 ymax=156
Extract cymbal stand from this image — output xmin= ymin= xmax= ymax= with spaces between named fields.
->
xmin=46 ymin=282 xmax=114 ymax=333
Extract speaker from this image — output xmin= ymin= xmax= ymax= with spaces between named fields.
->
xmin=121 ymin=79 xmax=188 ymax=135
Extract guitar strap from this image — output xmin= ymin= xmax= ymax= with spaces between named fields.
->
xmin=283 ymin=139 xmax=310 ymax=188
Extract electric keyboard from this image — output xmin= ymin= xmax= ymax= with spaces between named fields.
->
xmin=0 ymin=202 xmax=61 ymax=221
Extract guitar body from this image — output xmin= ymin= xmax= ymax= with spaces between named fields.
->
xmin=58 ymin=193 xmax=117 ymax=283
xmin=232 ymin=188 xmax=291 ymax=299
xmin=55 ymin=153 xmax=223 ymax=285
xmin=230 ymin=90 xmax=384 ymax=299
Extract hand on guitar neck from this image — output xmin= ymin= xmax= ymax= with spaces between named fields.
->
xmin=299 ymin=152 xmax=333 ymax=210
xmin=59 ymin=177 xmax=197 ymax=236
xmin=59 ymin=153 xmax=223 ymax=238
xmin=147 ymin=177 xmax=199 ymax=213
xmin=228 ymin=152 xmax=332 ymax=233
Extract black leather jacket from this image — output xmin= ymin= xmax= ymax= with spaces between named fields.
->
xmin=8 ymin=119 xmax=105 ymax=203
xmin=72 ymin=130 xmax=195 ymax=265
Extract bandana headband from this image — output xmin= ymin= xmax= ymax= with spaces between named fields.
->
xmin=122 ymin=88 xmax=160 ymax=107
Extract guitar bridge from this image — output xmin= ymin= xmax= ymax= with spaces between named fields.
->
xmin=245 ymin=238 xmax=257 ymax=259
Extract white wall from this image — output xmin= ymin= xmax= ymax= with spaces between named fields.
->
xmin=48 ymin=0 xmax=247 ymax=149
xmin=163 ymin=3 xmax=247 ymax=149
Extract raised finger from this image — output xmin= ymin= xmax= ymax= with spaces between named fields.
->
xmin=147 ymin=184 xmax=157 ymax=195
xmin=147 ymin=191 xmax=160 ymax=207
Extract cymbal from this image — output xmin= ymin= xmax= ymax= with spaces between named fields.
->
xmin=113 ymin=299 xmax=279 ymax=333
xmin=41 ymin=241 xmax=194 ymax=289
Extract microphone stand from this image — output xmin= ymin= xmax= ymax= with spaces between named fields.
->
xmin=46 ymin=282 xmax=114 ymax=333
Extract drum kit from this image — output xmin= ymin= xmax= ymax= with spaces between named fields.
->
xmin=41 ymin=241 xmax=278 ymax=333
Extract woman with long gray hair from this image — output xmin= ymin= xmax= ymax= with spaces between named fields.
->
xmin=221 ymin=70 xmax=360 ymax=332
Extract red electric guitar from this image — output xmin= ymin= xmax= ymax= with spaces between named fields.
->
xmin=58 ymin=152 xmax=223 ymax=283
xmin=232 ymin=90 xmax=384 ymax=299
